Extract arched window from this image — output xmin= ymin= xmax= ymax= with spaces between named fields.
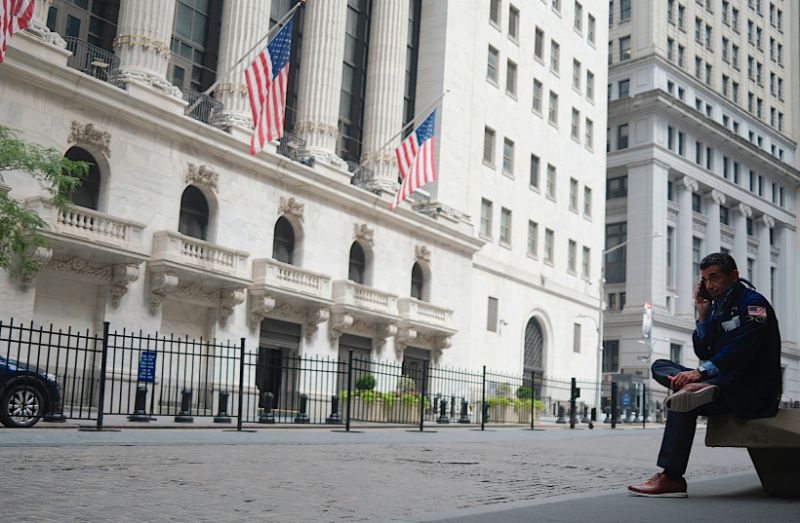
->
xmin=348 ymin=242 xmax=366 ymax=284
xmin=272 ymin=216 xmax=295 ymax=264
xmin=64 ymin=147 xmax=101 ymax=210
xmin=524 ymin=318 xmax=545 ymax=387
xmin=178 ymin=186 xmax=209 ymax=240
xmin=411 ymin=262 xmax=424 ymax=300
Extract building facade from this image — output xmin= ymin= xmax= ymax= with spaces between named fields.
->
xmin=606 ymin=0 xmax=800 ymax=402
xmin=0 ymin=0 xmax=609 ymax=394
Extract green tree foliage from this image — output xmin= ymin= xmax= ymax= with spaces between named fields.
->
xmin=0 ymin=126 xmax=87 ymax=279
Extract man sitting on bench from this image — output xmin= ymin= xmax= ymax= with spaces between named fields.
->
xmin=628 ymin=252 xmax=782 ymax=497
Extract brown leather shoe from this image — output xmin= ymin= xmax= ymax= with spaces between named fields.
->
xmin=628 ymin=472 xmax=688 ymax=497
xmin=665 ymin=383 xmax=719 ymax=412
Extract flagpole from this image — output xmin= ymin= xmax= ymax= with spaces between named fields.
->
xmin=351 ymin=90 xmax=449 ymax=180
xmin=184 ymin=0 xmax=305 ymax=116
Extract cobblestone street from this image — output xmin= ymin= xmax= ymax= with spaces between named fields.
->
xmin=1 ymin=425 xmax=753 ymax=522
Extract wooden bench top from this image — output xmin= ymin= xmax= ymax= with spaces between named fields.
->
xmin=706 ymin=409 xmax=800 ymax=448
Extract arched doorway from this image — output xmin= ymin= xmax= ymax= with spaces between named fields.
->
xmin=524 ymin=317 xmax=545 ymax=397
xmin=178 ymin=185 xmax=209 ymax=240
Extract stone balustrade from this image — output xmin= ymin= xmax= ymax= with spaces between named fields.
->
xmin=151 ymin=230 xmax=249 ymax=281
xmin=252 ymin=258 xmax=332 ymax=300
xmin=332 ymin=280 xmax=398 ymax=317
xmin=398 ymin=297 xmax=453 ymax=328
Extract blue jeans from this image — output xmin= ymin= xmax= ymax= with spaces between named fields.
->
xmin=651 ymin=359 xmax=730 ymax=476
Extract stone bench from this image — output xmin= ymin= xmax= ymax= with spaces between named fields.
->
xmin=705 ymin=409 xmax=800 ymax=497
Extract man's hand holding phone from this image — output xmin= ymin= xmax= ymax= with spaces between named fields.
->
xmin=695 ymin=281 xmax=711 ymax=321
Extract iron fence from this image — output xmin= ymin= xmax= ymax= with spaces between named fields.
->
xmin=1 ymin=317 xmax=658 ymax=430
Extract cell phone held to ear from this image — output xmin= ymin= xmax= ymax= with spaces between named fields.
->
xmin=699 ymin=281 xmax=713 ymax=301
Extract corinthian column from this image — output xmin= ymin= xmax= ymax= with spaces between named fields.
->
xmin=675 ymin=176 xmax=698 ymax=316
xmin=26 ymin=0 xmax=66 ymax=47
xmin=113 ymin=0 xmax=181 ymax=97
xmin=294 ymin=0 xmax=348 ymax=166
xmin=359 ymin=0 xmax=409 ymax=193
xmin=756 ymin=215 xmax=774 ymax=298
xmin=211 ymin=1 xmax=272 ymax=133
xmin=704 ymin=189 xmax=725 ymax=253
xmin=732 ymin=203 xmax=752 ymax=270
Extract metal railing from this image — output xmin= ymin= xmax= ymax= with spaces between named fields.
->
xmin=182 ymin=89 xmax=223 ymax=124
xmin=64 ymin=37 xmax=120 ymax=84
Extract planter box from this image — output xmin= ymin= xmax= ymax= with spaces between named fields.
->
xmin=388 ymin=402 xmax=421 ymax=424
xmin=490 ymin=404 xmax=516 ymax=423
xmin=348 ymin=397 xmax=387 ymax=422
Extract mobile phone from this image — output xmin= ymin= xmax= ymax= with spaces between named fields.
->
xmin=699 ymin=281 xmax=713 ymax=301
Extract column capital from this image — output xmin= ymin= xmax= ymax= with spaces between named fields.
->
xmin=735 ymin=203 xmax=753 ymax=218
xmin=705 ymin=189 xmax=726 ymax=205
xmin=760 ymin=214 xmax=775 ymax=229
xmin=678 ymin=176 xmax=698 ymax=192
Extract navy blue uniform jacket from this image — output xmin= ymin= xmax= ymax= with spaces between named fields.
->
xmin=692 ymin=282 xmax=782 ymax=419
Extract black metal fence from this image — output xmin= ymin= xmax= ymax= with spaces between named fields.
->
xmin=0 ymin=318 xmax=672 ymax=430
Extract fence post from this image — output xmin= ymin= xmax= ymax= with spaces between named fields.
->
xmin=95 ymin=321 xmax=110 ymax=431
xmin=611 ymin=381 xmax=618 ymax=429
xmin=481 ymin=365 xmax=486 ymax=431
xmin=237 ymin=337 xmax=245 ymax=432
xmin=642 ymin=383 xmax=647 ymax=429
xmin=569 ymin=377 xmax=578 ymax=429
xmin=346 ymin=350 xmax=353 ymax=432
xmin=419 ymin=361 xmax=428 ymax=432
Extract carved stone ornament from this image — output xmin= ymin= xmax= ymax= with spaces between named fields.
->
xmin=186 ymin=164 xmax=219 ymax=194
xmin=109 ymin=264 xmax=141 ymax=308
xmin=20 ymin=246 xmax=53 ymax=288
xmin=68 ymin=121 xmax=111 ymax=158
xmin=328 ymin=312 xmax=354 ymax=342
xmin=47 ymin=255 xmax=112 ymax=280
xmin=304 ymin=308 xmax=330 ymax=341
xmin=415 ymin=245 xmax=431 ymax=264
xmin=218 ymin=289 xmax=246 ymax=326
xmin=353 ymin=223 xmax=374 ymax=246
xmin=149 ymin=271 xmax=179 ymax=315
xmin=279 ymin=197 xmax=305 ymax=223
xmin=395 ymin=327 xmax=418 ymax=359
xmin=249 ymin=293 xmax=277 ymax=326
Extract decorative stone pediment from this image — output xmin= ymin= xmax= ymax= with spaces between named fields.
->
xmin=415 ymin=245 xmax=431 ymax=263
xmin=186 ymin=163 xmax=219 ymax=194
xmin=279 ymin=197 xmax=304 ymax=223
xmin=68 ymin=121 xmax=111 ymax=158
xmin=353 ymin=223 xmax=374 ymax=246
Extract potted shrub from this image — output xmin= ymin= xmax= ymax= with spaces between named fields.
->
xmin=487 ymin=395 xmax=514 ymax=423
xmin=346 ymin=374 xmax=387 ymax=422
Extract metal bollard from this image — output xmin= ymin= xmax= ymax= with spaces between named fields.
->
xmin=437 ymin=395 xmax=450 ymax=424
xmin=294 ymin=393 xmax=310 ymax=424
xmin=450 ymin=396 xmax=456 ymax=419
xmin=326 ymin=395 xmax=342 ymax=424
xmin=128 ymin=384 xmax=150 ymax=422
xmin=458 ymin=398 xmax=471 ymax=424
xmin=581 ymin=405 xmax=590 ymax=423
xmin=433 ymin=395 xmax=440 ymax=417
xmin=482 ymin=401 xmax=490 ymax=424
xmin=556 ymin=404 xmax=567 ymax=424
xmin=624 ymin=408 xmax=633 ymax=423
xmin=611 ymin=382 xmax=619 ymax=429
xmin=174 ymin=388 xmax=194 ymax=423
xmin=590 ymin=407 xmax=597 ymax=422
xmin=259 ymin=391 xmax=275 ymax=423
xmin=214 ymin=390 xmax=232 ymax=423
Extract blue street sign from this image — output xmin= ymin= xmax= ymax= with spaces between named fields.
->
xmin=621 ymin=391 xmax=632 ymax=408
xmin=138 ymin=351 xmax=157 ymax=383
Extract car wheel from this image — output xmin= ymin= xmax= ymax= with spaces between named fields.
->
xmin=0 ymin=382 xmax=45 ymax=428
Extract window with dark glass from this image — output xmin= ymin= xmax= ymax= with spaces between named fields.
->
xmin=411 ymin=263 xmax=424 ymax=300
xmin=168 ymin=0 xmax=222 ymax=92
xmin=348 ymin=242 xmax=366 ymax=284
xmin=49 ymin=0 xmax=119 ymax=52
xmin=403 ymin=0 xmax=422 ymax=131
xmin=603 ymin=339 xmax=619 ymax=372
xmin=270 ymin=0 xmax=305 ymax=134
xmin=272 ymin=217 xmax=295 ymax=265
xmin=605 ymin=222 xmax=627 ymax=283
xmin=338 ymin=0 xmax=372 ymax=163
xmin=178 ymin=186 xmax=209 ymax=240
xmin=64 ymin=147 xmax=101 ymax=210
xmin=606 ymin=175 xmax=628 ymax=199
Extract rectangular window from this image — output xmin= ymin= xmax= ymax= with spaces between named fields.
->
xmin=546 ymin=164 xmax=557 ymax=199
xmin=506 ymin=60 xmax=517 ymax=95
xmin=603 ymin=340 xmax=619 ymax=372
xmin=678 ymin=5 xmax=686 ymax=29
xmin=508 ymin=5 xmax=519 ymax=40
xmin=606 ymin=176 xmax=628 ymax=198
xmin=667 ymin=126 xmax=674 ymax=150
xmin=695 ymin=141 xmax=703 ymax=165
xmin=667 ymin=226 xmax=675 ymax=286
xmin=480 ymin=198 xmax=493 ymax=237
xmin=571 ymin=108 xmax=580 ymax=141
xmin=500 ymin=207 xmax=512 ymax=244
xmin=692 ymin=192 xmax=702 ymax=213
xmin=747 ymin=258 xmax=754 ymax=282
xmin=670 ymin=343 xmax=683 ymax=365
xmin=489 ymin=0 xmax=501 ymax=25
xmin=544 ymin=228 xmax=555 ymax=263
xmin=723 ymin=156 xmax=729 ymax=178
xmin=586 ymin=71 xmax=594 ymax=101
xmin=569 ymin=178 xmax=579 ymax=211
xmin=617 ymin=123 xmax=629 ymax=149
xmin=532 ymin=79 xmax=543 ymax=113
xmin=527 ymin=221 xmax=538 ymax=257
xmin=747 ymin=217 xmax=754 ymax=236
xmin=572 ymin=59 xmax=581 ymax=91
xmin=582 ymin=246 xmax=591 ymax=278
xmin=573 ymin=323 xmax=582 ymax=353
xmin=502 ymin=137 xmax=514 ymax=174
xmin=618 ymin=78 xmax=630 ymax=97
xmin=529 ymin=154 xmax=540 ymax=189
xmin=692 ymin=237 xmax=702 ymax=277
xmin=588 ymin=14 xmax=595 ymax=44
xmin=619 ymin=36 xmax=631 ymax=61
xmin=585 ymin=118 xmax=594 ymax=150
xmin=667 ymin=37 xmax=675 ymax=61
xmin=549 ymin=91 xmax=559 ymax=125
xmin=568 ymin=239 xmax=577 ymax=273
xmin=734 ymin=161 xmax=740 ymax=183
xmin=678 ymin=131 xmax=685 ymax=155
xmin=487 ymin=46 xmax=499 ymax=83
xmin=620 ymin=0 xmax=631 ymax=20
xmin=574 ymin=2 xmax=583 ymax=32
xmin=550 ymin=40 xmax=560 ymax=73
xmin=720 ymin=206 xmax=729 ymax=225
xmin=487 ymin=297 xmax=498 ymax=332
xmin=706 ymin=147 xmax=713 ymax=170
xmin=535 ymin=27 xmax=545 ymax=60
xmin=583 ymin=186 xmax=592 ymax=217
xmin=605 ymin=222 xmax=627 ymax=283
xmin=678 ymin=45 xmax=685 ymax=67
xmin=483 ymin=127 xmax=496 ymax=165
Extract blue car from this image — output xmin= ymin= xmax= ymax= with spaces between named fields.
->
xmin=0 ymin=355 xmax=63 ymax=428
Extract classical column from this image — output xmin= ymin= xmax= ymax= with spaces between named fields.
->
xmin=26 ymin=0 xmax=66 ymax=47
xmin=113 ymin=0 xmax=182 ymax=97
xmin=624 ymin=161 xmax=669 ymax=311
xmin=294 ymin=0 xmax=348 ymax=166
xmin=756 ymin=215 xmax=774 ymax=299
xmin=359 ymin=0 xmax=409 ymax=193
xmin=211 ymin=1 xmax=272 ymax=133
xmin=704 ymin=189 xmax=725 ymax=253
xmin=675 ymin=176 xmax=698 ymax=316
xmin=776 ymin=225 xmax=797 ymax=343
xmin=732 ymin=203 xmax=752 ymax=271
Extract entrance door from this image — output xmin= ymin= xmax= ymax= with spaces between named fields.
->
xmin=258 ymin=319 xmax=301 ymax=410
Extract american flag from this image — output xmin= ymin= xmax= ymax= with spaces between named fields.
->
xmin=1 ymin=0 xmax=34 ymax=63
xmin=391 ymin=111 xmax=437 ymax=210
xmin=245 ymin=17 xmax=294 ymax=155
